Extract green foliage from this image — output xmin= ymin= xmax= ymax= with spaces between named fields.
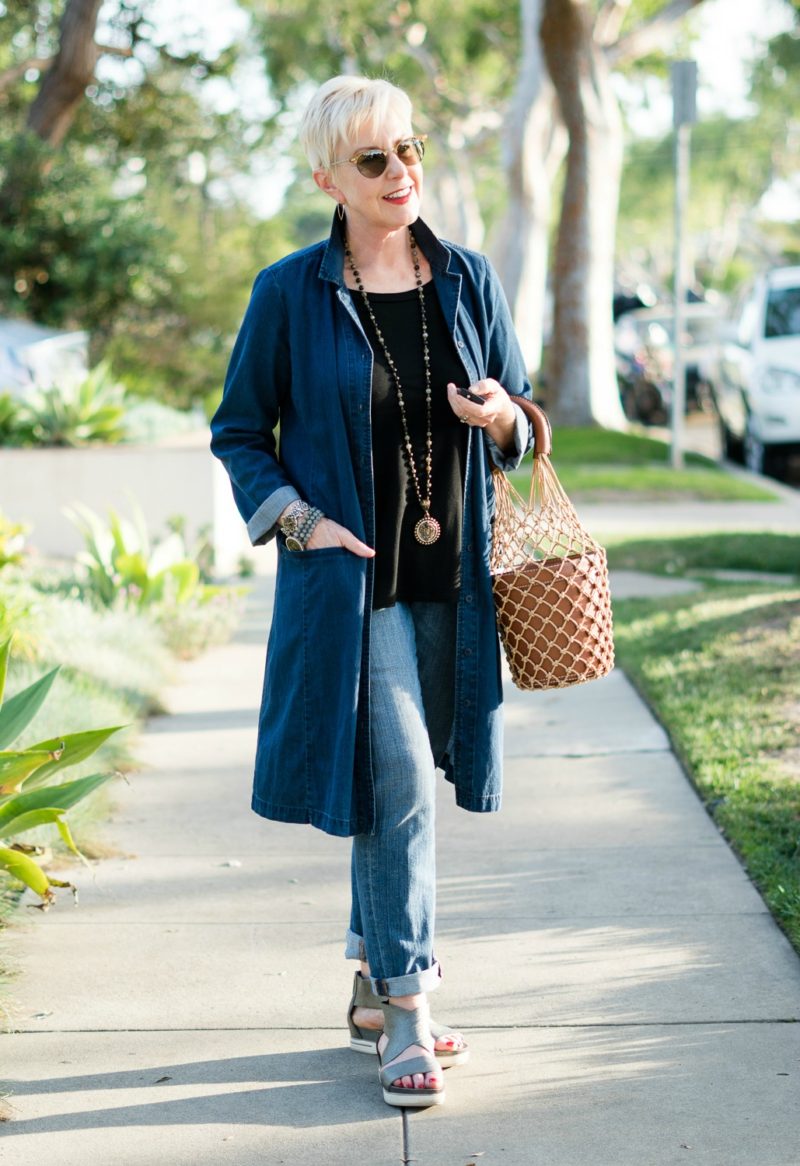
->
xmin=65 ymin=501 xmax=203 ymax=610
xmin=0 ymin=133 xmax=178 ymax=337
xmin=15 ymin=362 xmax=127 ymax=447
xmin=0 ymin=637 xmax=122 ymax=908
xmin=0 ymin=393 xmax=32 ymax=445
xmin=0 ymin=512 xmax=28 ymax=570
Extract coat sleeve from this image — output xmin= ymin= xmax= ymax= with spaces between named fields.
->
xmin=479 ymin=256 xmax=535 ymax=473
xmin=210 ymin=269 xmax=301 ymax=545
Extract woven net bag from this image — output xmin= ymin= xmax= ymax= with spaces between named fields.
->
xmin=490 ymin=400 xmax=614 ymax=691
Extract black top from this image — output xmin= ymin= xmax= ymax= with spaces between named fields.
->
xmin=351 ymin=281 xmax=468 ymax=610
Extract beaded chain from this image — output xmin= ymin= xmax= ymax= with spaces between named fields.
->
xmin=345 ymin=226 xmax=441 ymax=547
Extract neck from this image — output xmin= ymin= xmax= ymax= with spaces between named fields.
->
xmin=346 ymin=222 xmax=411 ymax=267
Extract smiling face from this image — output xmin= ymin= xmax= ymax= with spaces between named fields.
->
xmin=313 ymin=107 xmax=424 ymax=237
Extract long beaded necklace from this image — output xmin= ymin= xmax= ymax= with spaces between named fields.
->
xmin=345 ymin=226 xmax=441 ymax=547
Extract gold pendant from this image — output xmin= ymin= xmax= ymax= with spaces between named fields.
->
xmin=414 ymin=514 xmax=441 ymax=546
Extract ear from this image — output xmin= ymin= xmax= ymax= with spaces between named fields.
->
xmin=313 ymin=168 xmax=342 ymax=204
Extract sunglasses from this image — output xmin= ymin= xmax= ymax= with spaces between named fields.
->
xmin=332 ymin=135 xmax=427 ymax=179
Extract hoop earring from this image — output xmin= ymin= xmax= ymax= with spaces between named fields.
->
xmin=337 ymin=203 xmax=345 ymax=222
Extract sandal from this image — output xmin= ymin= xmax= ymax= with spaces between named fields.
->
xmin=347 ymin=972 xmax=470 ymax=1066
xmin=377 ymin=999 xmax=445 ymax=1108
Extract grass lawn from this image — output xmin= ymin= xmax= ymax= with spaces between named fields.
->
xmin=507 ymin=426 xmax=778 ymax=502
xmin=606 ymin=532 xmax=800 ymax=578
xmin=610 ymin=531 xmax=800 ymax=952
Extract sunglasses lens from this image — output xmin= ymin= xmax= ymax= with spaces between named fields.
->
xmin=356 ymin=151 xmax=388 ymax=178
xmin=398 ymin=138 xmax=425 ymax=164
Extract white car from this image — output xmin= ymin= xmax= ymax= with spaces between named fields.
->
xmin=712 ymin=266 xmax=800 ymax=478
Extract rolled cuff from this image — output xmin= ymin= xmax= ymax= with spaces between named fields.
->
xmin=345 ymin=928 xmax=367 ymax=962
xmin=247 ymin=484 xmax=301 ymax=545
xmin=371 ymin=960 xmax=443 ymax=999
xmin=484 ymin=401 xmax=532 ymax=472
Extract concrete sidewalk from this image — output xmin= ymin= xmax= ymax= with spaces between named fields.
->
xmin=2 ymin=562 xmax=800 ymax=1165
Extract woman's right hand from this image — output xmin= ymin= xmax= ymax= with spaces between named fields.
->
xmin=304 ymin=517 xmax=375 ymax=557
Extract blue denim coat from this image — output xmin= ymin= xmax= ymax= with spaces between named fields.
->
xmin=211 ymin=214 xmax=532 ymax=837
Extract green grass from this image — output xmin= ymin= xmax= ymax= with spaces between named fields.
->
xmin=613 ymin=584 xmax=800 ymax=952
xmin=544 ymin=427 xmax=714 ymax=466
xmin=506 ymin=426 xmax=778 ymax=501
xmin=606 ymin=532 xmax=800 ymax=577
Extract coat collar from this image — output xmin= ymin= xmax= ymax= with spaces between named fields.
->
xmin=318 ymin=210 xmax=453 ymax=286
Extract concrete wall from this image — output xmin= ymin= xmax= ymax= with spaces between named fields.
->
xmin=0 ymin=443 xmax=268 ymax=578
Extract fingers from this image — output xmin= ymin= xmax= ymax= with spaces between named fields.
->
xmin=447 ymin=380 xmax=506 ymax=428
xmin=303 ymin=518 xmax=375 ymax=557
xmin=337 ymin=527 xmax=376 ymax=558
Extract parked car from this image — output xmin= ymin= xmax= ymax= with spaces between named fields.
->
xmin=614 ymin=303 xmax=719 ymax=425
xmin=709 ymin=267 xmax=800 ymax=478
xmin=0 ymin=318 xmax=88 ymax=395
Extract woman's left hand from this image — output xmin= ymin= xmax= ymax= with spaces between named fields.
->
xmin=446 ymin=379 xmax=518 ymax=452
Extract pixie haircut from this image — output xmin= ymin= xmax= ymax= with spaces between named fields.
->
xmin=299 ymin=75 xmax=413 ymax=171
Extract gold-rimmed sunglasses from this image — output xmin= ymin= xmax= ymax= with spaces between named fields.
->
xmin=331 ymin=135 xmax=427 ymax=179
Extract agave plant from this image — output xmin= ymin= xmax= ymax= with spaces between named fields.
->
xmin=65 ymin=500 xmax=201 ymax=610
xmin=18 ymin=362 xmax=127 ymax=447
xmin=0 ymin=637 xmax=122 ymax=908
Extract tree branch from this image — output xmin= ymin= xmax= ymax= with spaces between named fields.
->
xmin=0 ymin=42 xmax=130 ymax=96
xmin=0 ymin=58 xmax=52 ymax=94
xmin=594 ymin=0 xmax=632 ymax=48
xmin=607 ymin=0 xmax=706 ymax=65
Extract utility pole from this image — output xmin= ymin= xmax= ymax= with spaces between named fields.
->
xmin=670 ymin=60 xmax=698 ymax=470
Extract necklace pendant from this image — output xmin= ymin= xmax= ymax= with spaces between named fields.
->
xmin=414 ymin=514 xmax=441 ymax=546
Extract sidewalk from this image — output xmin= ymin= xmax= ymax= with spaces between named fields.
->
xmin=2 ymin=538 xmax=800 ymax=1163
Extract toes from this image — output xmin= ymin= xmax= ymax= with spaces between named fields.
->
xmin=392 ymin=1072 xmax=442 ymax=1091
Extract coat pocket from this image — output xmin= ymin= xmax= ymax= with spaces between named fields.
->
xmin=254 ymin=544 xmax=367 ymax=828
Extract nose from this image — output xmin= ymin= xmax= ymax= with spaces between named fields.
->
xmin=384 ymin=147 xmax=408 ymax=178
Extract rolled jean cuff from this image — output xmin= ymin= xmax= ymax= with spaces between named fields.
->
xmin=371 ymin=960 xmax=443 ymax=999
xmin=345 ymin=929 xmax=367 ymax=962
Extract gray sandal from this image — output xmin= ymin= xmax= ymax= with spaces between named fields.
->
xmin=377 ymin=999 xmax=445 ymax=1108
xmin=347 ymin=972 xmax=470 ymax=1066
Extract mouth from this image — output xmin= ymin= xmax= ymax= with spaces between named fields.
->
xmin=383 ymin=186 xmax=413 ymax=203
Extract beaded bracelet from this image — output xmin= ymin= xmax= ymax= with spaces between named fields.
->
xmin=287 ymin=506 xmax=324 ymax=550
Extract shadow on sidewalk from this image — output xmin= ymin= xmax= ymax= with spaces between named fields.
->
xmin=2 ymin=1046 xmax=391 ymax=1133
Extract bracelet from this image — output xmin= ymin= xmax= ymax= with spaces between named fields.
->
xmin=285 ymin=507 xmax=324 ymax=551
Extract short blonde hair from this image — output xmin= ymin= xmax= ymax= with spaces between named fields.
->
xmin=299 ymin=75 xmax=413 ymax=171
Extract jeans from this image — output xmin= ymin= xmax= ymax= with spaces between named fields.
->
xmin=345 ymin=600 xmax=457 ymax=997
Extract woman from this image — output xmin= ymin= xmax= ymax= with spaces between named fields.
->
xmin=211 ymin=74 xmax=533 ymax=1108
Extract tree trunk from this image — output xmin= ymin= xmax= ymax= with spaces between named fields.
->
xmin=491 ymin=0 xmax=566 ymax=375
xmin=540 ymin=0 xmax=626 ymax=428
xmin=426 ymin=132 xmax=486 ymax=249
xmin=26 ymin=0 xmax=103 ymax=146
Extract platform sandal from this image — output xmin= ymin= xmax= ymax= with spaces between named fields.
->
xmin=377 ymin=999 xmax=445 ymax=1108
xmin=346 ymin=972 xmax=470 ymax=1066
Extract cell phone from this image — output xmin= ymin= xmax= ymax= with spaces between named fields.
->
xmin=456 ymin=386 xmax=487 ymax=405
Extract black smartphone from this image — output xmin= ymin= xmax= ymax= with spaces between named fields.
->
xmin=456 ymin=386 xmax=487 ymax=405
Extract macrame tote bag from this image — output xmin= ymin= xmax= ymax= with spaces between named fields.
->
xmin=490 ymin=399 xmax=615 ymax=691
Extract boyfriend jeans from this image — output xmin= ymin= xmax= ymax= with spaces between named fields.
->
xmin=345 ymin=600 xmax=457 ymax=997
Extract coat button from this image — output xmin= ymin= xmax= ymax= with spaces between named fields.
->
xmin=462 ymin=647 xmax=473 ymax=657
xmin=464 ymin=594 xmax=473 ymax=604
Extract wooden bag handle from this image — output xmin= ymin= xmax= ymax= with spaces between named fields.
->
xmin=511 ymin=396 xmax=552 ymax=458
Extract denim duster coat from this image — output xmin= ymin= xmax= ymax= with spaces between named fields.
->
xmin=211 ymin=214 xmax=533 ymax=837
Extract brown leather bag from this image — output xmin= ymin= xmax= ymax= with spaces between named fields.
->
xmin=490 ymin=400 xmax=615 ymax=690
